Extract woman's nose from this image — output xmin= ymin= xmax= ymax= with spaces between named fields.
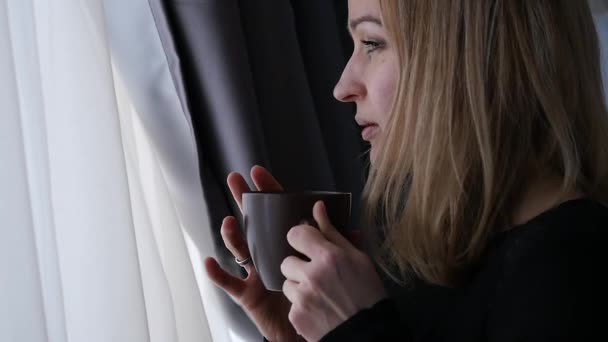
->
xmin=333 ymin=59 xmax=366 ymax=103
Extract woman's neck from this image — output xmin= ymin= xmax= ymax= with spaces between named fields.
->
xmin=511 ymin=175 xmax=584 ymax=226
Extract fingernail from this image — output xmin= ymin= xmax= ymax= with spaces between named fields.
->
xmin=318 ymin=201 xmax=326 ymax=213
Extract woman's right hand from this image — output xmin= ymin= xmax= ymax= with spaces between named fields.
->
xmin=204 ymin=165 xmax=301 ymax=342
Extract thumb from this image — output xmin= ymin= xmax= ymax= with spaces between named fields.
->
xmin=313 ymin=201 xmax=352 ymax=249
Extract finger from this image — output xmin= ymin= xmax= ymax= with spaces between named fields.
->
xmin=204 ymin=257 xmax=246 ymax=298
xmin=251 ymin=165 xmax=283 ymax=191
xmin=282 ymin=279 xmax=301 ymax=306
xmin=313 ymin=201 xmax=352 ymax=249
xmin=287 ymin=224 xmax=334 ymax=259
xmin=227 ymin=172 xmax=250 ymax=213
xmin=221 ymin=216 xmax=255 ymax=273
xmin=280 ymin=255 xmax=308 ymax=283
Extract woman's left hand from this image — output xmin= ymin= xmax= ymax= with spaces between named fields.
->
xmin=280 ymin=201 xmax=388 ymax=342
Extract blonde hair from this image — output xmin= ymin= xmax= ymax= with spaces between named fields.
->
xmin=364 ymin=0 xmax=608 ymax=286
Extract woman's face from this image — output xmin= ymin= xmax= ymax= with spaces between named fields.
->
xmin=334 ymin=0 xmax=399 ymax=162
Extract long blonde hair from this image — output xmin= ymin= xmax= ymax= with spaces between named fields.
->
xmin=364 ymin=0 xmax=608 ymax=286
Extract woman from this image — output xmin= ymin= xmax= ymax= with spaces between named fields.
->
xmin=205 ymin=0 xmax=608 ymax=341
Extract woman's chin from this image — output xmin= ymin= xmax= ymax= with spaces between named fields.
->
xmin=370 ymin=146 xmax=377 ymax=164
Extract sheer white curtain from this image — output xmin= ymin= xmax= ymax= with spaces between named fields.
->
xmin=0 ymin=0 xmax=221 ymax=341
xmin=6 ymin=1 xmax=607 ymax=342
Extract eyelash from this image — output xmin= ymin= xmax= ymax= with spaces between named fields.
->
xmin=362 ymin=40 xmax=384 ymax=54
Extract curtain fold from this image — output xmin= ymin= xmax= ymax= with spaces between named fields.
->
xmin=2 ymin=1 xmax=150 ymax=341
xmin=1 ymin=0 xmax=215 ymax=341
xmin=595 ymin=4 xmax=608 ymax=98
xmin=153 ymin=0 xmax=365 ymax=339
xmin=153 ymin=1 xmax=608 ymax=340
xmin=103 ymin=0 xmax=218 ymax=340
xmin=1 ymin=3 xmax=50 ymax=340
xmin=287 ymin=0 xmax=363 ymax=213
xmin=590 ymin=0 xmax=608 ymax=13
xmin=5 ymin=1 xmax=606 ymax=341
xmin=158 ymin=0 xmax=364 ymax=273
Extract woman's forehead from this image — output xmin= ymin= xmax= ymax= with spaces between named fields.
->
xmin=348 ymin=0 xmax=382 ymax=20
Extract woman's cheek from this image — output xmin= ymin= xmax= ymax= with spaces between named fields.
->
xmin=375 ymin=62 xmax=399 ymax=128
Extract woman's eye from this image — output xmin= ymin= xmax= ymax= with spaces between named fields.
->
xmin=362 ymin=40 xmax=383 ymax=54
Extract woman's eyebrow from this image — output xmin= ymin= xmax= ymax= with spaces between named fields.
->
xmin=348 ymin=15 xmax=383 ymax=32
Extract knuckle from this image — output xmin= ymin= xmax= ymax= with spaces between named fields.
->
xmin=279 ymin=258 xmax=289 ymax=275
xmin=288 ymin=225 xmax=303 ymax=236
xmin=220 ymin=223 xmax=230 ymax=240
xmin=306 ymin=268 xmax=326 ymax=291
xmin=306 ymin=275 xmax=322 ymax=292
xmin=220 ymin=223 xmax=236 ymax=241
xmin=319 ymin=248 xmax=339 ymax=268
xmin=288 ymin=306 xmax=306 ymax=328
xmin=244 ymin=263 xmax=256 ymax=274
xmin=283 ymin=280 xmax=300 ymax=304
xmin=247 ymin=266 xmax=259 ymax=279
xmin=305 ymin=249 xmax=340 ymax=287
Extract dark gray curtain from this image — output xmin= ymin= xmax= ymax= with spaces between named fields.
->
xmin=150 ymin=0 xmax=366 ymax=339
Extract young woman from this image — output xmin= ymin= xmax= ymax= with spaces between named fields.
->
xmin=205 ymin=0 xmax=608 ymax=341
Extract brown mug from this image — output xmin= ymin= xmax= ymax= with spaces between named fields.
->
xmin=242 ymin=191 xmax=351 ymax=291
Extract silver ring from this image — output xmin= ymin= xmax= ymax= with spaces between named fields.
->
xmin=235 ymin=256 xmax=252 ymax=267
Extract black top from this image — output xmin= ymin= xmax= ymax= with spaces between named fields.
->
xmin=321 ymin=199 xmax=608 ymax=341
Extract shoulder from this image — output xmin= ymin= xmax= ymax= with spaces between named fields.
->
xmin=495 ymin=198 xmax=608 ymax=269
xmin=485 ymin=199 xmax=608 ymax=340
xmin=488 ymin=198 xmax=608 ymax=291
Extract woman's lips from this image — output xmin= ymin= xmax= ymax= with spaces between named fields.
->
xmin=361 ymin=124 xmax=379 ymax=141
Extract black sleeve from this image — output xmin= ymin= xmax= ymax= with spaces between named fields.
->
xmin=486 ymin=226 xmax=608 ymax=342
xmin=260 ymin=299 xmax=404 ymax=342
xmin=320 ymin=298 xmax=406 ymax=342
